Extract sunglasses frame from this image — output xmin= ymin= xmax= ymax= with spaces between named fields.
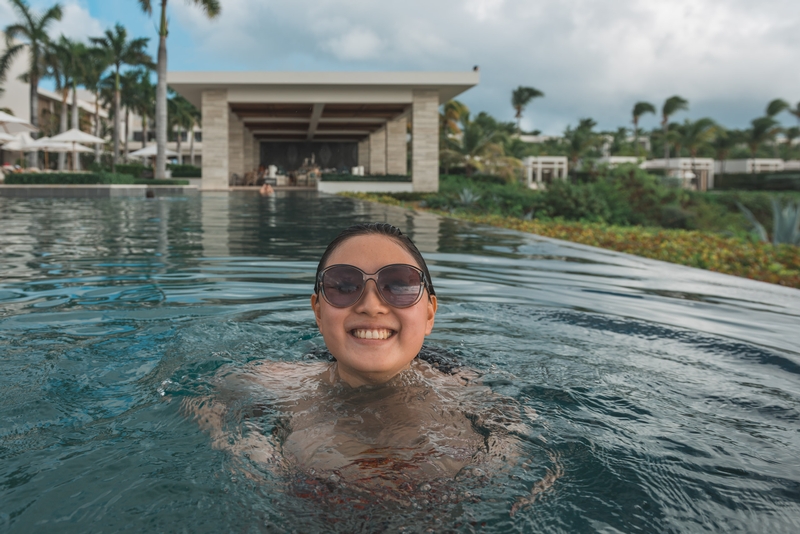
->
xmin=316 ymin=263 xmax=429 ymax=309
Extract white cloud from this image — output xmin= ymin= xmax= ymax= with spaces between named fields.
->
xmin=48 ymin=2 xmax=105 ymax=43
xmin=163 ymin=0 xmax=800 ymax=133
xmin=323 ymin=28 xmax=383 ymax=60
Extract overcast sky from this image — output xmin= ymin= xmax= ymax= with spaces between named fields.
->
xmin=5 ymin=0 xmax=799 ymax=134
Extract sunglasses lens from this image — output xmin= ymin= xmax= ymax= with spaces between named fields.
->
xmin=322 ymin=266 xmax=364 ymax=307
xmin=377 ymin=265 xmax=424 ymax=307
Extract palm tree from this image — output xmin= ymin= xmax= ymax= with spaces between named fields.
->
xmin=80 ymin=47 xmax=111 ymax=163
xmin=1 ymin=0 xmax=63 ymax=165
xmin=91 ymin=23 xmax=152 ymax=170
xmin=661 ymin=96 xmax=688 ymax=162
xmin=511 ymin=86 xmax=544 ymax=133
xmin=784 ymin=126 xmax=799 ymax=160
xmin=766 ymin=98 xmax=789 ymax=118
xmin=440 ymin=99 xmax=468 ymax=141
xmin=137 ymin=0 xmax=220 ymax=179
xmin=631 ymin=101 xmax=655 ymax=158
xmin=440 ymin=110 xmax=512 ymax=177
xmin=168 ymin=92 xmax=198 ymax=165
xmin=679 ymin=118 xmax=716 ymax=190
xmin=128 ymin=70 xmax=155 ymax=150
xmin=564 ymin=118 xmax=598 ymax=173
xmin=710 ymin=127 xmax=738 ymax=177
xmin=49 ymin=36 xmax=87 ymax=170
xmin=745 ymin=117 xmax=780 ymax=165
xmin=789 ymin=102 xmax=800 ymax=127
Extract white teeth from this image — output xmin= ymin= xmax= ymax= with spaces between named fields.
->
xmin=353 ymin=329 xmax=393 ymax=340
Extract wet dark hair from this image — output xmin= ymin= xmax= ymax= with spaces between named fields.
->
xmin=313 ymin=223 xmax=436 ymax=298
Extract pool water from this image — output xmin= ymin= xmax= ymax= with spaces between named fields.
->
xmin=1 ymin=192 xmax=799 ymax=533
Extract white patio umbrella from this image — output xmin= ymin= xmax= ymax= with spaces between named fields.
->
xmin=1 ymin=132 xmax=39 ymax=170
xmin=0 ymin=110 xmax=38 ymax=135
xmin=48 ymin=128 xmax=106 ymax=171
xmin=128 ymin=144 xmax=177 ymax=158
xmin=0 ymin=131 xmax=18 ymax=143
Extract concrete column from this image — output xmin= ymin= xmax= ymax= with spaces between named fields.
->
xmin=369 ymin=127 xmax=386 ymax=175
xmin=228 ymin=112 xmax=245 ymax=178
xmin=358 ymin=138 xmax=370 ymax=173
xmin=411 ymin=89 xmax=439 ymax=192
xmin=243 ymin=128 xmax=253 ymax=172
xmin=253 ymin=138 xmax=260 ymax=168
xmin=386 ymin=116 xmax=407 ymax=176
xmin=201 ymin=90 xmax=229 ymax=190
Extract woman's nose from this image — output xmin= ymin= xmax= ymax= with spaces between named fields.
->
xmin=354 ymin=279 xmax=388 ymax=313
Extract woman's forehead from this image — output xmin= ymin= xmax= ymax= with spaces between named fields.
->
xmin=326 ymin=234 xmax=417 ymax=269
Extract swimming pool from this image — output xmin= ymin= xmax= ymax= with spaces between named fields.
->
xmin=1 ymin=191 xmax=799 ymax=532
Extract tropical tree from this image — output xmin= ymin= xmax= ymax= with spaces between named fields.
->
xmin=784 ymin=126 xmax=800 ymax=160
xmin=80 ymin=47 xmax=111 ymax=162
xmin=745 ymin=117 xmax=780 ymax=163
xmin=563 ymin=118 xmax=599 ymax=173
xmin=48 ymin=36 xmax=87 ymax=169
xmin=679 ymin=118 xmax=716 ymax=189
xmin=766 ymin=98 xmax=789 ymax=118
xmin=511 ymin=86 xmax=544 ymax=133
xmin=631 ymin=101 xmax=655 ymax=158
xmin=1 ymin=0 xmax=63 ymax=164
xmin=710 ymin=127 xmax=739 ymax=176
xmin=440 ymin=99 xmax=468 ymax=140
xmin=440 ymin=110 xmax=519 ymax=179
xmin=789 ymin=102 xmax=800 ymax=126
xmin=91 ymin=23 xmax=152 ymax=169
xmin=661 ymin=96 xmax=688 ymax=162
xmin=129 ymin=70 xmax=155 ymax=150
xmin=137 ymin=0 xmax=220 ymax=179
xmin=168 ymin=91 xmax=196 ymax=165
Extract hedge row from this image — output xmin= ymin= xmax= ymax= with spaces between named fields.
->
xmin=321 ymin=173 xmax=412 ymax=182
xmin=4 ymin=173 xmax=189 ymax=186
xmin=167 ymin=164 xmax=201 ymax=178
xmin=714 ymin=173 xmax=800 ymax=191
xmin=5 ymin=173 xmax=135 ymax=184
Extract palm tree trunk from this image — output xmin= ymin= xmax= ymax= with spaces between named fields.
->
xmin=94 ymin=91 xmax=101 ymax=164
xmin=189 ymin=122 xmax=195 ymax=166
xmin=58 ymin=90 xmax=68 ymax=171
xmin=176 ymin=124 xmax=183 ymax=166
xmin=71 ymin=84 xmax=80 ymax=171
xmin=28 ymin=76 xmax=39 ymax=167
xmin=113 ymin=69 xmax=120 ymax=171
xmin=155 ymin=2 xmax=169 ymax=180
xmin=662 ymin=121 xmax=669 ymax=164
xmin=124 ymin=107 xmax=130 ymax=160
xmin=633 ymin=118 xmax=640 ymax=158
xmin=142 ymin=114 xmax=148 ymax=149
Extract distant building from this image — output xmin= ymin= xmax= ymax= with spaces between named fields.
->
xmin=596 ymin=156 xmax=640 ymax=168
xmin=714 ymin=159 xmax=784 ymax=174
xmin=641 ymin=158 xmax=715 ymax=191
xmin=523 ymin=156 xmax=568 ymax=189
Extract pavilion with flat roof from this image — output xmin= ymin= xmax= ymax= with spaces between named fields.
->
xmin=168 ymin=71 xmax=479 ymax=191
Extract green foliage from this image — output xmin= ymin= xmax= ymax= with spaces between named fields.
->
xmin=167 ymin=164 xmax=201 ymax=177
xmin=321 ymin=174 xmax=411 ymax=182
xmin=89 ymin=162 xmax=148 ymax=177
xmin=5 ymin=172 xmax=135 ymax=184
xmin=134 ymin=178 xmax=189 ymax=185
xmin=714 ymin=173 xmax=800 ymax=191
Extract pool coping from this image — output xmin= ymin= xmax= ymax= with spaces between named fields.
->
xmin=0 ymin=184 xmax=199 ymax=198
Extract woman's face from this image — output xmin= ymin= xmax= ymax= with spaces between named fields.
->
xmin=311 ymin=234 xmax=437 ymax=387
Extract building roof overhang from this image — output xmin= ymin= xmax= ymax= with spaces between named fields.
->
xmin=168 ymin=71 xmax=479 ymax=142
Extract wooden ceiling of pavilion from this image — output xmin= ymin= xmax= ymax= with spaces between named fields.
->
xmin=230 ymin=103 xmax=408 ymax=142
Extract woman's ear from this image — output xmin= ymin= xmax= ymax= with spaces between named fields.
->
xmin=424 ymin=295 xmax=437 ymax=336
xmin=310 ymin=293 xmax=322 ymax=329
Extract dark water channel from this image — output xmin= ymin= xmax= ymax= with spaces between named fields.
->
xmin=1 ymin=192 xmax=799 ymax=533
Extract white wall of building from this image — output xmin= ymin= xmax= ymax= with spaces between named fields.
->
xmin=0 ymin=32 xmax=31 ymax=121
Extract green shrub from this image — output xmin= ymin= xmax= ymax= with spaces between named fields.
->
xmin=321 ymin=173 xmax=411 ymax=182
xmin=715 ymin=173 xmax=800 ymax=191
xmin=167 ymin=164 xmax=201 ymax=178
xmin=133 ymin=178 xmax=190 ymax=186
xmin=4 ymin=172 xmax=135 ymax=185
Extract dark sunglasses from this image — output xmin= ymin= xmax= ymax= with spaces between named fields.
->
xmin=316 ymin=264 xmax=430 ymax=308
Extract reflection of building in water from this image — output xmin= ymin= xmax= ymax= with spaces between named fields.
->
xmin=405 ymin=211 xmax=441 ymax=254
xmin=201 ymin=193 xmax=231 ymax=258
xmin=523 ymin=156 xmax=568 ymax=190
xmin=642 ymin=158 xmax=715 ymax=191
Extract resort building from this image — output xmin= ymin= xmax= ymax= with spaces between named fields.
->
xmin=596 ymin=156 xmax=640 ymax=168
xmin=714 ymin=159 xmax=784 ymax=174
xmin=641 ymin=158 xmax=715 ymax=191
xmin=522 ymin=156 xmax=568 ymax=189
xmin=167 ymin=71 xmax=479 ymax=191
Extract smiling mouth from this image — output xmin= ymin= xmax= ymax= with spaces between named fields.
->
xmin=351 ymin=328 xmax=395 ymax=340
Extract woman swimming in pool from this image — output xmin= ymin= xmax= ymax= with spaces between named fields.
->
xmin=185 ymin=223 xmax=557 ymax=511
